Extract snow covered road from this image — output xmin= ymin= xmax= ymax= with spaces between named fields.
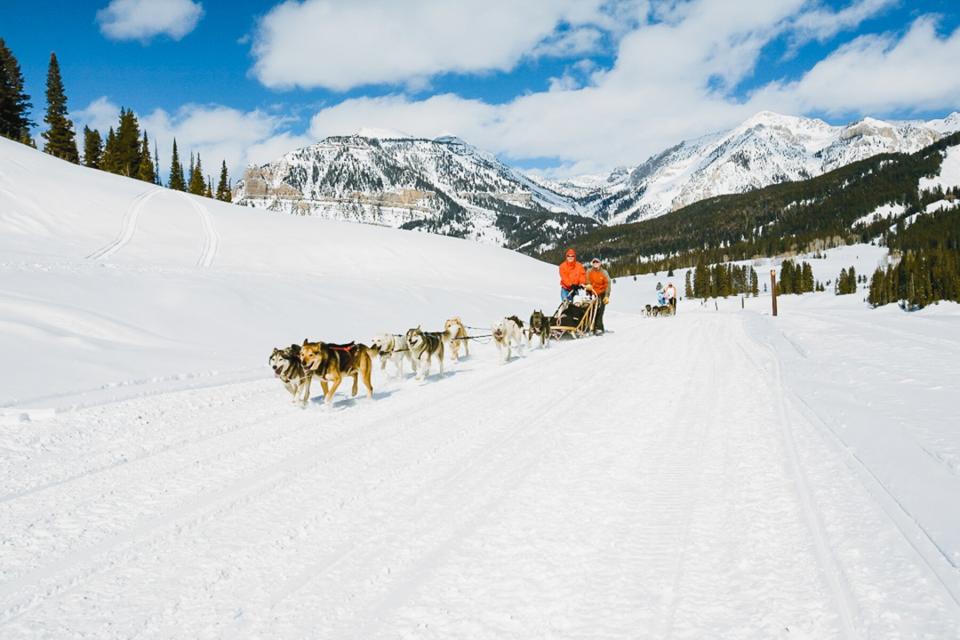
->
xmin=3 ymin=311 xmax=958 ymax=639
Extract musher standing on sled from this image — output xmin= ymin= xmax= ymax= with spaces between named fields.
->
xmin=664 ymin=281 xmax=677 ymax=314
xmin=559 ymin=248 xmax=586 ymax=302
xmin=586 ymin=257 xmax=611 ymax=335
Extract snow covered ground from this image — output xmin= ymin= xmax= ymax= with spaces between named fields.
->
xmin=2 ymin=140 xmax=960 ymax=637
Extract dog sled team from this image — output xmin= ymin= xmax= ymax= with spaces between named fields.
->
xmin=270 ymin=248 xmax=613 ymax=408
xmin=645 ymin=281 xmax=677 ymax=317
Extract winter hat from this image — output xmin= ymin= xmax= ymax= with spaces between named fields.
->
xmin=565 ymin=248 xmax=577 ymax=258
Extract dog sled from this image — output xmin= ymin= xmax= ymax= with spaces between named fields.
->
xmin=550 ymin=292 xmax=599 ymax=340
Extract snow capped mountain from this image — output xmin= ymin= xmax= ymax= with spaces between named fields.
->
xmin=236 ymin=111 xmax=960 ymax=249
xmin=589 ymin=111 xmax=960 ymax=224
xmin=234 ymin=134 xmax=594 ymax=251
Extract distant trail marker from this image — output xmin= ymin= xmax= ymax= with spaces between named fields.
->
xmin=771 ymin=269 xmax=778 ymax=317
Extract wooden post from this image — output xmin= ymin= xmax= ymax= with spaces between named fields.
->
xmin=770 ymin=269 xmax=778 ymax=317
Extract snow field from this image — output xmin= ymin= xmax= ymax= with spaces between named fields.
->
xmin=2 ymin=139 xmax=960 ymax=637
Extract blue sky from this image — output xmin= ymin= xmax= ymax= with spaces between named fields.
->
xmin=2 ymin=0 xmax=959 ymax=178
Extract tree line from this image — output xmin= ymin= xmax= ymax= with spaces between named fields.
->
xmin=0 ymin=39 xmax=232 ymax=202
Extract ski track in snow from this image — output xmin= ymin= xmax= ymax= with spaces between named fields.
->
xmin=2 ymin=314 xmax=959 ymax=638
xmin=86 ymin=189 xmax=219 ymax=268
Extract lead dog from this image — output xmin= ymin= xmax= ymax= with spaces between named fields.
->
xmin=299 ymin=340 xmax=374 ymax=407
xmin=370 ymin=333 xmax=413 ymax=379
xmin=405 ymin=326 xmax=445 ymax=380
xmin=443 ymin=317 xmax=470 ymax=361
xmin=493 ymin=316 xmax=524 ymax=363
xmin=527 ymin=310 xmax=549 ymax=348
xmin=269 ymin=344 xmax=313 ymax=406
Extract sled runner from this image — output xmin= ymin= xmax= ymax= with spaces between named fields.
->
xmin=550 ymin=293 xmax=599 ymax=340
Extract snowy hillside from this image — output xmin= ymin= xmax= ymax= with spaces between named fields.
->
xmin=234 ymin=133 xmax=595 ymax=250
xmin=2 ymin=139 xmax=960 ymax=638
xmin=590 ymin=111 xmax=960 ymax=224
xmin=0 ymin=136 xmax=554 ymax=409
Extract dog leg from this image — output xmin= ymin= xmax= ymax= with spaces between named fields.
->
xmin=325 ymin=377 xmax=342 ymax=406
xmin=301 ymin=374 xmax=314 ymax=408
xmin=363 ymin=361 xmax=373 ymax=399
xmin=351 ymin=372 xmax=359 ymax=397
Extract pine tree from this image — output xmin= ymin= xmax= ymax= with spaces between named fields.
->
xmin=168 ymin=139 xmax=186 ymax=191
xmin=188 ymin=152 xmax=205 ymax=195
xmin=136 ymin=132 xmax=155 ymax=183
xmin=153 ymin=142 xmax=162 ymax=185
xmin=684 ymin=270 xmax=693 ymax=298
xmin=82 ymin=126 xmax=102 ymax=169
xmin=101 ymin=127 xmax=119 ymax=173
xmin=41 ymin=53 xmax=79 ymax=162
xmin=215 ymin=160 xmax=231 ymax=202
xmin=801 ymin=262 xmax=814 ymax=293
xmin=0 ymin=38 xmax=33 ymax=143
xmin=205 ymin=176 xmax=213 ymax=198
xmin=114 ymin=108 xmax=141 ymax=176
xmin=750 ymin=267 xmax=759 ymax=296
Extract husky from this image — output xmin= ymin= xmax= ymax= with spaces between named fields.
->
xmin=405 ymin=326 xmax=445 ymax=380
xmin=299 ymin=340 xmax=374 ymax=407
xmin=645 ymin=303 xmax=653 ymax=317
xmin=443 ymin=317 xmax=470 ymax=361
xmin=493 ymin=316 xmax=525 ymax=363
xmin=527 ymin=310 xmax=549 ymax=348
xmin=370 ymin=333 xmax=413 ymax=379
xmin=269 ymin=344 xmax=313 ymax=406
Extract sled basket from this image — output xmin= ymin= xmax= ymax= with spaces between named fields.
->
xmin=550 ymin=296 xmax=599 ymax=339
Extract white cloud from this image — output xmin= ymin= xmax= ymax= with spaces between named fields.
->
xmin=97 ymin=0 xmax=204 ymax=42
xmin=73 ymin=98 xmax=306 ymax=181
xmin=754 ymin=16 xmax=960 ymax=116
xmin=250 ymin=0 xmax=639 ymax=90
xmin=293 ymin=1 xmax=960 ymax=176
xmin=791 ymin=0 xmax=898 ymax=43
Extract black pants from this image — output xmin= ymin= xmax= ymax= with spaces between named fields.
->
xmin=594 ymin=297 xmax=606 ymax=332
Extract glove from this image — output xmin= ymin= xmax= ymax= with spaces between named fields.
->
xmin=603 ymin=297 xmax=609 ymax=304
xmin=584 ymin=284 xmax=594 ymax=292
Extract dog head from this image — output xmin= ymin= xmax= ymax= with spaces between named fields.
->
xmin=270 ymin=345 xmax=299 ymax=376
xmin=492 ymin=320 xmax=506 ymax=342
xmin=444 ymin=317 xmax=464 ymax=334
xmin=406 ymin=326 xmax=425 ymax=349
xmin=370 ymin=333 xmax=393 ymax=354
xmin=299 ymin=339 xmax=328 ymax=372
xmin=530 ymin=310 xmax=545 ymax=330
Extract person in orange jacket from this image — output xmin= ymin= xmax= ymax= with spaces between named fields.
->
xmin=559 ymin=248 xmax=586 ymax=302
xmin=586 ymin=257 xmax=611 ymax=334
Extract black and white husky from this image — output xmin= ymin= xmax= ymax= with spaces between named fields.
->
xmin=370 ymin=333 xmax=413 ymax=379
xmin=527 ymin=310 xmax=549 ymax=349
xmin=405 ymin=326 xmax=445 ymax=380
xmin=269 ymin=344 xmax=312 ymax=406
xmin=493 ymin=316 xmax=524 ymax=363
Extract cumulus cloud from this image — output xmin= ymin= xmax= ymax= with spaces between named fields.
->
xmin=294 ymin=1 xmax=960 ymax=176
xmin=73 ymin=97 xmax=307 ymax=180
xmin=754 ymin=16 xmax=960 ymax=116
xmin=97 ymin=0 xmax=204 ymax=42
xmin=250 ymin=0 xmax=639 ymax=90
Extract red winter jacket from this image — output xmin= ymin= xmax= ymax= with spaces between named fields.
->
xmin=559 ymin=259 xmax=586 ymax=290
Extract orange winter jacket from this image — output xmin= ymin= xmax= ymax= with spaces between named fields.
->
xmin=587 ymin=268 xmax=610 ymax=297
xmin=559 ymin=260 xmax=586 ymax=289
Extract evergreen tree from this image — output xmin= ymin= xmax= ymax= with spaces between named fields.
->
xmin=188 ymin=152 xmax=206 ymax=195
xmin=41 ymin=53 xmax=79 ymax=162
xmin=205 ymin=176 xmax=213 ymax=198
xmin=168 ymin=139 xmax=186 ymax=191
xmin=0 ymin=38 xmax=33 ymax=143
xmin=750 ymin=267 xmax=759 ymax=296
xmin=801 ymin=262 xmax=814 ymax=293
xmin=215 ymin=160 xmax=232 ymax=202
xmin=82 ymin=126 xmax=102 ymax=169
xmin=153 ymin=142 xmax=162 ymax=185
xmin=684 ymin=270 xmax=693 ymax=298
xmin=136 ymin=132 xmax=155 ymax=183
xmin=114 ymin=108 xmax=141 ymax=176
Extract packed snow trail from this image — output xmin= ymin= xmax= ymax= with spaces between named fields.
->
xmin=2 ymin=312 xmax=958 ymax=638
